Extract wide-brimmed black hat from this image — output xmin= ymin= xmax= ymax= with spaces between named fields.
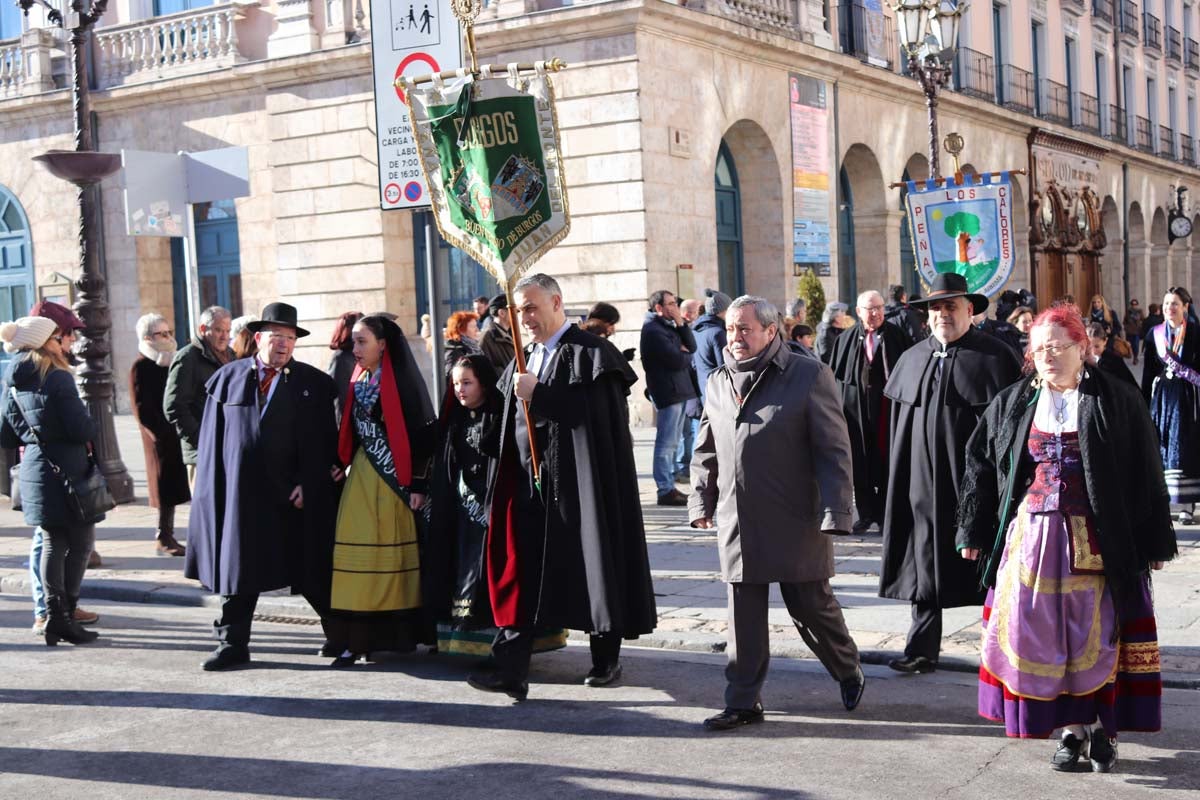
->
xmin=908 ymin=273 xmax=989 ymax=315
xmin=246 ymin=302 xmax=310 ymax=338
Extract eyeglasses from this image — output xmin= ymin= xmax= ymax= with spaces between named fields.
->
xmin=152 ymin=329 xmax=174 ymax=338
xmin=1030 ymin=342 xmax=1078 ymax=359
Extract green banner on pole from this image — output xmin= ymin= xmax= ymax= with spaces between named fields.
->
xmin=405 ymin=65 xmax=570 ymax=286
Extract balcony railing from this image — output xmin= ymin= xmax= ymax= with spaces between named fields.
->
xmin=94 ymin=1 xmax=257 ymax=87
xmin=1106 ymin=105 xmax=1129 ymax=143
xmin=1187 ymin=37 xmax=1200 ymax=73
xmin=954 ymin=46 xmax=994 ymax=100
xmin=1073 ymin=91 xmax=1100 ymax=134
xmin=0 ymin=30 xmax=59 ymax=99
xmin=999 ymin=64 xmax=1035 ymax=113
xmin=690 ymin=0 xmax=800 ymax=36
xmin=1136 ymin=116 xmax=1154 ymax=151
xmin=839 ymin=3 xmax=894 ymax=69
xmin=1160 ymin=124 xmax=1176 ymax=158
xmin=1181 ymin=133 xmax=1195 ymax=165
xmin=1144 ymin=12 xmax=1162 ymax=53
xmin=1167 ymin=25 xmax=1183 ymax=63
xmin=0 ymin=39 xmax=23 ymax=99
xmin=1040 ymin=78 xmax=1071 ymax=124
xmin=1092 ymin=0 xmax=1115 ymax=24
xmin=1120 ymin=0 xmax=1140 ymax=40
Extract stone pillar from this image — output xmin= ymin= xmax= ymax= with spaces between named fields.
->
xmin=850 ymin=209 xmax=904 ymax=294
xmin=1128 ymin=242 xmax=1154 ymax=304
xmin=21 ymin=28 xmax=57 ymax=96
xmin=269 ymin=0 xmax=322 ymax=57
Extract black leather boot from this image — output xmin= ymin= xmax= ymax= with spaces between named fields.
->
xmin=44 ymin=597 xmax=99 ymax=646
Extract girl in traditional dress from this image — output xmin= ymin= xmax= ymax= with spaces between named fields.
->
xmin=958 ymin=304 xmax=1176 ymax=772
xmin=1141 ymin=287 xmax=1200 ymax=524
xmin=427 ymin=354 xmax=566 ymax=659
xmin=325 ymin=314 xmax=436 ymax=666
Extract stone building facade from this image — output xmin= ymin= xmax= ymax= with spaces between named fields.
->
xmin=1 ymin=0 xmax=1198 ymax=411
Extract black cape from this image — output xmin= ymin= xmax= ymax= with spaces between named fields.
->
xmin=485 ymin=324 xmax=657 ymax=636
xmin=879 ymin=327 xmax=1022 ymax=607
xmin=185 ymin=358 xmax=340 ymax=601
xmin=829 ymin=321 xmax=912 ymax=498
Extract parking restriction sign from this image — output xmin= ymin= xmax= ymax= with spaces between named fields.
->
xmin=369 ymin=0 xmax=462 ymax=210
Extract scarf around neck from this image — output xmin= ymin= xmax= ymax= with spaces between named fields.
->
xmin=139 ymin=340 xmax=175 ymax=367
xmin=337 ymin=354 xmax=413 ymax=485
xmin=723 ymin=334 xmax=782 ymax=406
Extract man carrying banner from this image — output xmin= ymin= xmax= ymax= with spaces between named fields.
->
xmin=879 ymin=273 xmax=1022 ymax=673
xmin=471 ymin=273 xmax=657 ymax=701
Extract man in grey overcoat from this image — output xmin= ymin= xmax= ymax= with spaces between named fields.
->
xmin=689 ymin=296 xmax=866 ymax=731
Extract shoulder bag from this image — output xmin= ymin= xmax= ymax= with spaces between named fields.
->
xmin=8 ymin=387 xmax=115 ymax=523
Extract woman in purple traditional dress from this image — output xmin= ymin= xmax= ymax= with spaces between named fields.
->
xmin=1141 ymin=287 xmax=1200 ymax=524
xmin=957 ymin=304 xmax=1177 ymax=773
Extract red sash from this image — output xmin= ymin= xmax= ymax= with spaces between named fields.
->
xmin=336 ymin=356 xmax=413 ymax=485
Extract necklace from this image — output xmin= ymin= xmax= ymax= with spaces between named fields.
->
xmin=1051 ymin=391 xmax=1068 ymax=425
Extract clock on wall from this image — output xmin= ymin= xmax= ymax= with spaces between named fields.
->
xmin=1169 ymin=213 xmax=1193 ymax=244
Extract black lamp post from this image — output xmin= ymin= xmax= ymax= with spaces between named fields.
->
xmin=19 ymin=0 xmax=134 ymax=503
xmin=892 ymin=0 xmax=968 ymax=181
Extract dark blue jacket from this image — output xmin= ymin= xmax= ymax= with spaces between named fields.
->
xmin=691 ymin=314 xmax=726 ymax=403
xmin=639 ymin=312 xmax=697 ymax=409
xmin=1 ymin=355 xmax=100 ymax=527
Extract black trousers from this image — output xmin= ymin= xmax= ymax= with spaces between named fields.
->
xmin=904 ymin=601 xmax=942 ymax=660
xmin=492 ymin=627 xmax=622 ymax=682
xmin=215 ymin=591 xmax=329 ymax=652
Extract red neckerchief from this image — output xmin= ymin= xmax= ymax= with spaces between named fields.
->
xmin=337 ymin=355 xmax=413 ymax=485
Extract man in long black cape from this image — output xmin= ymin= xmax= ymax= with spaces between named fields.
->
xmin=829 ymin=289 xmax=912 ymax=532
xmin=879 ymin=274 xmax=1022 ymax=674
xmin=185 ymin=302 xmax=340 ymax=671
xmin=471 ymin=273 xmax=657 ymax=701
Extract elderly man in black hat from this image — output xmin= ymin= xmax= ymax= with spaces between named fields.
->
xmin=479 ymin=293 xmax=515 ymax=372
xmin=185 ymin=302 xmax=341 ymax=671
xmin=879 ymin=274 xmax=1022 ymax=674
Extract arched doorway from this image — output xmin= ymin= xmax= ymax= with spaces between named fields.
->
xmin=714 ymin=141 xmax=744 ymax=297
xmin=0 ymin=186 xmax=35 ymax=366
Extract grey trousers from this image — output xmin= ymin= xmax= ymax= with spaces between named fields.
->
xmin=39 ymin=523 xmax=95 ymax=612
xmin=724 ymin=580 xmax=860 ymax=710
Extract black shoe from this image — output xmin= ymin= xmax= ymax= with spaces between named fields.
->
xmin=467 ymin=671 xmax=528 ymax=702
xmin=840 ymin=666 xmax=866 ymax=711
xmin=888 ymin=655 xmax=937 ymax=674
xmin=657 ymin=489 xmax=688 ymax=507
xmin=1088 ymin=732 xmax=1117 ymax=773
xmin=202 ymin=647 xmax=250 ymax=672
xmin=1050 ymin=733 xmax=1088 ymax=772
xmin=330 ymin=652 xmax=362 ymax=668
xmin=584 ymin=663 xmax=623 ymax=687
xmin=851 ymin=518 xmax=873 ymax=534
xmin=703 ymin=703 xmax=765 ymax=731
xmin=318 ymin=641 xmax=339 ymax=658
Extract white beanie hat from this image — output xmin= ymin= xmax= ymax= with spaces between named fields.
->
xmin=0 ymin=316 xmax=58 ymax=354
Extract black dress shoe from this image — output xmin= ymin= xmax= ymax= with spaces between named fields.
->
xmin=202 ymin=647 xmax=250 ymax=672
xmin=888 ymin=655 xmax=936 ymax=674
xmin=851 ymin=518 xmax=873 ymax=534
xmin=318 ymin=642 xmax=339 ymax=658
xmin=703 ymin=703 xmax=765 ymax=731
xmin=467 ymin=672 xmax=529 ymax=702
xmin=840 ymin=666 xmax=866 ymax=711
xmin=1088 ymin=732 xmax=1117 ymax=773
xmin=330 ymin=652 xmax=361 ymax=668
xmin=584 ymin=663 xmax=623 ymax=687
xmin=1050 ymin=733 xmax=1088 ymax=771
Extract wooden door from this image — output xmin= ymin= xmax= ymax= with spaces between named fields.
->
xmin=1034 ymin=250 xmax=1067 ymax=303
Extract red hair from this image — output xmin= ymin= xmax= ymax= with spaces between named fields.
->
xmin=1023 ymin=301 xmax=1089 ymax=374
xmin=445 ymin=311 xmax=478 ymax=341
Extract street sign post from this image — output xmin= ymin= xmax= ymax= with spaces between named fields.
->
xmin=369 ymin=0 xmax=463 ymax=210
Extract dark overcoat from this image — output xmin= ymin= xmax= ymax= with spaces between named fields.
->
xmin=130 ymin=356 xmax=190 ymax=508
xmin=879 ymin=328 xmax=1022 ymax=607
xmin=956 ymin=368 xmax=1177 ymax=618
xmin=828 ymin=321 xmax=911 ymax=493
xmin=184 ymin=357 xmax=339 ymax=601
xmin=0 ymin=356 xmax=102 ymax=527
xmin=485 ymin=324 xmax=657 ymax=636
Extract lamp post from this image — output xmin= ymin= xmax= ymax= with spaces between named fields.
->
xmin=891 ymin=0 xmax=968 ymax=181
xmin=19 ymin=0 xmax=135 ymax=503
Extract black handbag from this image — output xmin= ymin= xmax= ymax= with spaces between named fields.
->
xmin=8 ymin=387 xmax=115 ymax=523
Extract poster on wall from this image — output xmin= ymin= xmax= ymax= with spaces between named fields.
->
xmin=789 ymin=73 xmax=831 ymax=277
xmin=904 ymin=171 xmax=1015 ymax=297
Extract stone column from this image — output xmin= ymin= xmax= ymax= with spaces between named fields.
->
xmin=850 ymin=209 xmax=904 ymax=293
xmin=20 ymin=28 xmax=57 ymax=96
xmin=1128 ymin=242 xmax=1154 ymax=305
xmin=268 ymin=0 xmax=321 ymax=57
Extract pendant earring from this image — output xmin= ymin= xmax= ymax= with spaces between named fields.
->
xmin=1031 ymin=374 xmax=1043 ymax=390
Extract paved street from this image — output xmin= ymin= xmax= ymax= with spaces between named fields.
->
xmin=0 ymin=597 xmax=1197 ymax=799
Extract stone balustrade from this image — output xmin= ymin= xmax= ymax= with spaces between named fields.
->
xmin=95 ymin=1 xmax=259 ymax=88
xmin=687 ymin=0 xmax=800 ymax=36
xmin=0 ymin=38 xmax=24 ymax=99
xmin=0 ymin=29 xmax=61 ymax=99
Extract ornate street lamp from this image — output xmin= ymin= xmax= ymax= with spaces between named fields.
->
xmin=892 ymin=0 xmax=969 ymax=180
xmin=19 ymin=0 xmax=134 ymax=503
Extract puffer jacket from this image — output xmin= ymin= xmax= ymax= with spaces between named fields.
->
xmin=0 ymin=355 xmax=100 ymax=527
xmin=691 ymin=314 xmax=726 ymax=403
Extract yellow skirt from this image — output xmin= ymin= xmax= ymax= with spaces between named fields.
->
xmin=330 ymin=449 xmax=422 ymax=612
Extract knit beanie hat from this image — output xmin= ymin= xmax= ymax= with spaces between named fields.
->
xmin=0 ymin=316 xmax=58 ymax=353
xmin=704 ymin=288 xmax=733 ymax=316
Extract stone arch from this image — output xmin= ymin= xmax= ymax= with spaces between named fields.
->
xmin=840 ymin=143 xmax=889 ymax=300
xmin=1151 ymin=207 xmax=1170 ymax=294
xmin=719 ymin=120 xmax=785 ymax=300
xmin=1127 ymin=203 xmax=1149 ymax=304
xmin=1151 ymin=207 xmax=1169 ymax=245
xmin=1128 ymin=202 xmax=1145 ymax=243
xmin=902 ymin=153 xmax=930 ymax=182
xmin=1100 ymin=196 xmax=1123 ymax=304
